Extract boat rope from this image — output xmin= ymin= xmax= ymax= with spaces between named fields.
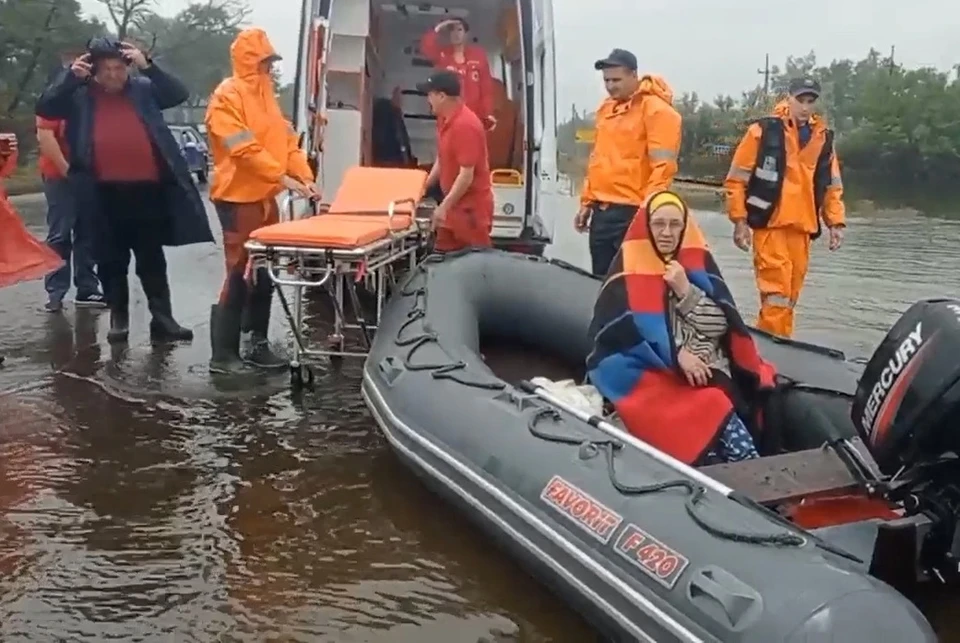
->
xmin=528 ymin=407 xmax=806 ymax=547
xmin=394 ymin=252 xmax=505 ymax=390
xmin=392 ymin=250 xmax=861 ymax=558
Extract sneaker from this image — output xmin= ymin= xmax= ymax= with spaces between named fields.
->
xmin=75 ymin=293 xmax=108 ymax=309
xmin=44 ymin=299 xmax=63 ymax=313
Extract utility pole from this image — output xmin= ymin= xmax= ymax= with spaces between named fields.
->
xmin=757 ymin=53 xmax=770 ymax=96
xmin=888 ymin=45 xmax=896 ymax=75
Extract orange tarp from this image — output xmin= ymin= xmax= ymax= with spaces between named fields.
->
xmin=0 ymin=197 xmax=63 ymax=289
xmin=249 ymin=166 xmax=427 ymax=249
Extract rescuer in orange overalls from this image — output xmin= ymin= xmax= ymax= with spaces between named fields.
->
xmin=574 ymin=48 xmax=682 ymax=276
xmin=724 ymin=77 xmax=846 ymax=338
xmin=205 ymin=27 xmax=317 ymax=374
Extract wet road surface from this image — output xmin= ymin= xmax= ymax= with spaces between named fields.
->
xmin=2 ymin=189 xmax=959 ymax=641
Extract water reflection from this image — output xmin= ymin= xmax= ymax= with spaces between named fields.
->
xmin=1 ymin=193 xmax=959 ymax=641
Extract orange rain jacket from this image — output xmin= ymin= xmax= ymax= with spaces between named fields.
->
xmin=581 ymin=75 xmax=681 ymax=207
xmin=206 ymin=28 xmax=314 ymax=203
xmin=725 ymin=101 xmax=845 ymax=233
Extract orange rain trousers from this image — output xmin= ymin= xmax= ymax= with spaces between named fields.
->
xmin=752 ymin=228 xmax=810 ymax=338
xmin=213 ymin=198 xmax=279 ymax=307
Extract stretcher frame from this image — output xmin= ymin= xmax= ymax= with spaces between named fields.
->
xmin=244 ymin=190 xmax=430 ymax=385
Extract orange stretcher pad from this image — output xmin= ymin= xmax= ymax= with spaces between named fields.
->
xmin=249 ymin=167 xmax=428 ymax=249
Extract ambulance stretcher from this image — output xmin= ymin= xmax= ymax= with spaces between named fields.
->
xmin=244 ymin=166 xmax=430 ymax=388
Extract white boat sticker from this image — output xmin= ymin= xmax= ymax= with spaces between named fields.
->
xmin=540 ymin=475 xmax=623 ymax=544
xmin=613 ymin=523 xmax=690 ymax=590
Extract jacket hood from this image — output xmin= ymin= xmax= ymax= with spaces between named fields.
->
xmin=638 ymin=74 xmax=674 ymax=104
xmin=230 ymin=28 xmax=280 ymax=79
xmin=773 ymin=99 xmax=824 ymax=127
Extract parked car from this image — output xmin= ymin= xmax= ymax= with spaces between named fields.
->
xmin=169 ymin=124 xmax=209 ymax=184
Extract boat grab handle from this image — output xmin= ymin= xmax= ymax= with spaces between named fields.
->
xmin=519 ymin=380 xmax=734 ymax=496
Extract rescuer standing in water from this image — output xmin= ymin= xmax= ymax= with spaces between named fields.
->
xmin=205 ymin=27 xmax=318 ymax=374
xmin=724 ymin=77 xmax=846 ymax=338
xmin=575 ymin=48 xmax=682 ymax=276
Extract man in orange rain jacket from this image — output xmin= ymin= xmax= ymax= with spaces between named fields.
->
xmin=575 ymin=49 xmax=682 ymax=276
xmin=0 ymin=132 xmax=64 ymax=366
xmin=206 ymin=27 xmax=317 ymax=375
xmin=724 ymin=77 xmax=846 ymax=338
xmin=420 ymin=18 xmax=495 ymax=129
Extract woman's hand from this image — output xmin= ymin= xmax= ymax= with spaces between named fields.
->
xmin=663 ymin=260 xmax=690 ymax=298
xmin=677 ymin=348 xmax=711 ymax=387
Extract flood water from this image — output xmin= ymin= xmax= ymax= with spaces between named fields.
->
xmin=2 ymin=189 xmax=959 ymax=641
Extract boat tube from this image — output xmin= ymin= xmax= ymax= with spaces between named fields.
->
xmin=362 ymin=249 xmax=958 ymax=642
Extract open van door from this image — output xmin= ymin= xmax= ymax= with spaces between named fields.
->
xmin=294 ymin=0 xmax=333 ymax=213
xmin=499 ymin=0 xmax=553 ymax=254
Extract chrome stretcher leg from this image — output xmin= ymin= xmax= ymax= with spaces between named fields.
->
xmin=272 ymin=281 xmax=315 ymax=389
xmin=345 ymin=276 xmax=373 ymax=348
xmin=325 ymin=272 xmax=346 ymax=356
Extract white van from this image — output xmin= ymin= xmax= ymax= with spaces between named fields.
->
xmin=291 ymin=0 xmax=558 ymax=255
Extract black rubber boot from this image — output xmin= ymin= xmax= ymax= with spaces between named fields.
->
xmin=209 ymin=304 xmax=252 ymax=374
xmin=242 ymin=273 xmax=286 ymax=369
xmin=142 ymin=273 xmax=193 ymax=342
xmin=106 ymin=275 xmax=130 ymax=344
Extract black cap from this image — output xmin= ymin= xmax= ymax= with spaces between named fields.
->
xmin=86 ymin=37 xmax=124 ymax=62
xmin=416 ymin=70 xmax=461 ymax=97
xmin=788 ymin=77 xmax=821 ymax=98
xmin=594 ymin=48 xmax=638 ymax=72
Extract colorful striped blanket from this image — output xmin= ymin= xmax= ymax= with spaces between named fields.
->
xmin=586 ymin=206 xmax=776 ymax=464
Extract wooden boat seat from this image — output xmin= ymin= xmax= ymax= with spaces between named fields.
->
xmin=700 ymin=440 xmax=874 ymax=506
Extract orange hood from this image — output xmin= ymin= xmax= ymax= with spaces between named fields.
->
xmin=638 ymin=74 xmax=674 ymax=104
xmin=230 ymin=27 xmax=280 ymax=81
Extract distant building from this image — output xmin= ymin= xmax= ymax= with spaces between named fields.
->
xmin=704 ymin=143 xmax=731 ymax=156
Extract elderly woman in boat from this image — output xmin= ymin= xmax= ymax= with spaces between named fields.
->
xmin=586 ymin=190 xmax=778 ymax=465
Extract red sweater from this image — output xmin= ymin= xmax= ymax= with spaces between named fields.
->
xmin=91 ymin=86 xmax=160 ymax=183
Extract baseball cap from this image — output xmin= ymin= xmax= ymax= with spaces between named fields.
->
xmin=789 ymin=77 xmax=821 ymax=98
xmin=594 ymin=48 xmax=638 ymax=72
xmin=416 ymin=70 xmax=461 ymax=97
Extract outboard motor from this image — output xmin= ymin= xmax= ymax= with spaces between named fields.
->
xmin=852 ymin=298 xmax=960 ymax=474
xmin=852 ymin=298 xmax=960 ymax=581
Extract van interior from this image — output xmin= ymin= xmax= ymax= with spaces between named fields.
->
xmin=316 ymin=0 xmax=529 ymax=232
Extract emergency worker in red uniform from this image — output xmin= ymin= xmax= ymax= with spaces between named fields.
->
xmin=419 ymin=71 xmax=493 ymax=252
xmin=420 ymin=18 xmax=495 ymax=130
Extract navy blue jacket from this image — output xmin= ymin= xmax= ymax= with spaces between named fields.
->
xmin=35 ymin=64 xmax=214 ymax=256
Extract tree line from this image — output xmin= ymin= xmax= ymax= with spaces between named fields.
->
xmin=559 ymin=49 xmax=960 ymax=205
xmin=0 ymin=0 xmax=251 ymax=164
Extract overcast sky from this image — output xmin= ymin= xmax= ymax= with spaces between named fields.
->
xmin=81 ymin=0 xmax=959 ymax=112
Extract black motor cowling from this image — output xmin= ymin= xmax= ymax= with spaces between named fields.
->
xmin=852 ymin=299 xmax=960 ymax=475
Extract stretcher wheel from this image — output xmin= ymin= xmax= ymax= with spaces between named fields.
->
xmin=290 ymin=363 xmax=315 ymax=390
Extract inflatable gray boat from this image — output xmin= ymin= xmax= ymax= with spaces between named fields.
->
xmin=362 ymin=249 xmax=960 ymax=642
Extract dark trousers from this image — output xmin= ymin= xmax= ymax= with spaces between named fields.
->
xmin=95 ymin=182 xmax=170 ymax=310
xmin=43 ymin=177 xmax=100 ymax=301
xmin=213 ymin=199 xmax=279 ymax=335
xmin=587 ymin=203 xmax=638 ymax=276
